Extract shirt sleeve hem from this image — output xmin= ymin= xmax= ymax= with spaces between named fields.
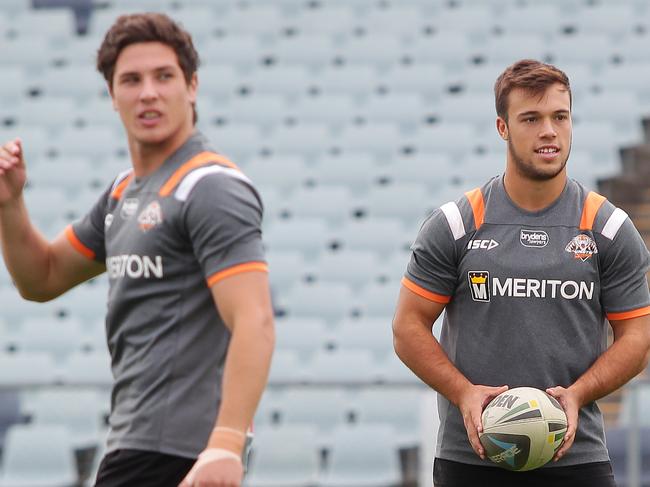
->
xmin=64 ymin=225 xmax=96 ymax=260
xmin=401 ymin=276 xmax=451 ymax=304
xmin=207 ymin=261 xmax=268 ymax=287
xmin=607 ymin=306 xmax=650 ymax=321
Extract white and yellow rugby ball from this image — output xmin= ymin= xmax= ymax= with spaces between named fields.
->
xmin=479 ymin=387 xmax=567 ymax=471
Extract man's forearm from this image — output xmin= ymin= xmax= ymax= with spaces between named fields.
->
xmin=394 ymin=319 xmax=472 ymax=407
xmin=0 ymin=197 xmax=54 ymax=298
xmin=570 ymin=324 xmax=650 ymax=407
xmin=207 ymin=310 xmax=275 ymax=447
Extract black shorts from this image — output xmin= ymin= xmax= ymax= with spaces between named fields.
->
xmin=94 ymin=449 xmax=195 ymax=487
xmin=433 ymin=458 xmax=617 ymax=487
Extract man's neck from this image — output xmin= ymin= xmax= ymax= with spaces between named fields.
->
xmin=503 ymin=167 xmax=567 ymax=213
xmin=128 ymin=127 xmax=193 ymax=178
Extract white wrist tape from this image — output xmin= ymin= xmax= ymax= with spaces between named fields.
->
xmin=183 ymin=448 xmax=241 ymax=486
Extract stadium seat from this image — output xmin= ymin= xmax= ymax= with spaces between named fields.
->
xmin=61 ymin=350 xmax=113 ymax=387
xmin=196 ymin=64 xmax=243 ymax=99
xmin=266 ymin=124 xmax=332 ymax=157
xmin=245 ymin=156 xmax=309 ymax=192
xmin=269 ymin=35 xmax=337 ymax=69
xmin=280 ymin=185 xmax=354 ymax=223
xmin=8 ymin=318 xmax=85 ymax=363
xmin=307 ymin=349 xmax=380 ymax=385
xmin=274 ymin=318 xmax=330 ymax=361
xmin=605 ymin=425 xmax=650 ymax=487
xmin=310 ymin=153 xmax=377 ymax=190
xmin=0 ymin=67 xmax=28 ymax=102
xmin=356 ymin=183 xmax=433 ymax=224
xmin=337 ymin=123 xmax=402 ymax=157
xmin=2 ymin=37 xmax=65 ymax=70
xmin=199 ymin=36 xmax=265 ymax=70
xmin=480 ymin=35 xmax=551 ymax=70
xmin=496 ymin=5 xmax=562 ymax=37
xmin=355 ymin=281 xmax=401 ymax=318
xmin=406 ymin=123 xmax=477 ymax=158
xmin=244 ymin=65 xmax=313 ymax=97
xmin=8 ymin=9 xmax=77 ymax=43
xmin=0 ymin=424 xmax=78 ymax=487
xmin=245 ymin=425 xmax=321 ymax=487
xmin=267 ymin=350 xmax=305 ymax=384
xmin=225 ymin=5 xmax=288 ymax=37
xmin=221 ymin=94 xmax=290 ymax=128
xmin=203 ymin=123 xmax=265 ymax=161
xmin=409 ymin=33 xmax=476 ymax=69
xmin=378 ymin=152 xmax=454 ymax=191
xmin=317 ymin=65 xmax=380 ymax=97
xmin=40 ymin=66 xmax=108 ymax=99
xmin=354 ymin=389 xmax=424 ymax=447
xmin=22 ymin=389 xmax=107 ymax=450
xmin=549 ymin=34 xmax=616 ymax=69
xmin=597 ymin=64 xmax=650 ymax=99
xmin=264 ymin=217 xmax=330 ymax=255
xmin=168 ymin=7 xmax=218 ymax=42
xmin=563 ymin=4 xmax=638 ymax=37
xmin=293 ymin=6 xmax=356 ymax=36
xmin=337 ymin=36 xmax=406 ymax=69
xmin=266 ymin=250 xmax=307 ymax=291
xmin=333 ymin=318 xmax=394 ymax=359
xmin=293 ymin=94 xmax=358 ymax=126
xmin=361 ymin=6 xmax=425 ymax=37
xmin=279 ymin=282 xmax=355 ymax=324
xmin=382 ymin=64 xmax=446 ymax=100
xmin=14 ymin=97 xmax=79 ymax=131
xmin=0 ymin=391 xmax=23 ymax=452
xmin=308 ymin=250 xmax=381 ymax=288
xmin=0 ymin=352 xmax=59 ymax=388
xmin=361 ymin=93 xmax=426 ymax=126
xmin=332 ymin=218 xmax=412 ymax=254
xmin=280 ymin=389 xmax=352 ymax=432
xmin=52 ymin=126 xmax=126 ymax=160
xmin=320 ymin=424 xmax=402 ymax=487
xmin=436 ymin=5 xmax=497 ymax=41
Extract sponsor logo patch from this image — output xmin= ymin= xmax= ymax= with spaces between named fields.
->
xmin=138 ymin=201 xmax=163 ymax=232
xmin=467 ymin=239 xmax=499 ymax=250
xmin=565 ymin=234 xmax=598 ymax=261
xmin=520 ymin=229 xmax=548 ymax=248
xmin=120 ymin=198 xmax=139 ymax=219
xmin=104 ymin=213 xmax=114 ymax=230
xmin=468 ymin=271 xmax=490 ymax=302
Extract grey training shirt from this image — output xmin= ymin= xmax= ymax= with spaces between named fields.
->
xmin=67 ymin=132 xmax=266 ymax=458
xmin=404 ymin=175 xmax=650 ymax=467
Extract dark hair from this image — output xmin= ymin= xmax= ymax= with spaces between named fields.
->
xmin=96 ymin=12 xmax=200 ymax=123
xmin=494 ymin=59 xmax=571 ymax=122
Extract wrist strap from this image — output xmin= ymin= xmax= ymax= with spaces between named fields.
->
xmin=212 ymin=427 xmax=246 ymax=456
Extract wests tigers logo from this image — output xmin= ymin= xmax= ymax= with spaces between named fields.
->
xmin=565 ymin=234 xmax=598 ymax=262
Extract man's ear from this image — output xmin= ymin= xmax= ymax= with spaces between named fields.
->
xmin=496 ymin=116 xmax=508 ymax=141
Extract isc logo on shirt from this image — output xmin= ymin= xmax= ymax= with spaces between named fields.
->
xmin=468 ymin=271 xmax=490 ymax=302
xmin=467 ymin=239 xmax=499 ymax=250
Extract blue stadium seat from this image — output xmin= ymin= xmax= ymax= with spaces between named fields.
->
xmin=245 ymin=425 xmax=321 ymax=487
xmin=320 ymin=424 xmax=402 ymax=487
xmin=0 ymin=424 xmax=78 ymax=487
xmin=281 ymin=185 xmax=354 ymax=223
xmin=274 ymin=318 xmax=330 ymax=361
xmin=307 ymin=349 xmax=379 ymax=384
xmin=309 ymin=250 xmax=381 ymax=287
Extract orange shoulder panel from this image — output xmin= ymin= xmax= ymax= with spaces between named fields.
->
xmin=159 ymin=151 xmax=239 ymax=197
xmin=579 ymin=191 xmax=607 ymax=231
xmin=464 ymin=187 xmax=485 ymax=230
xmin=110 ymin=173 xmax=134 ymax=200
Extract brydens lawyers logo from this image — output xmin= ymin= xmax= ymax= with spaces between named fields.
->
xmin=520 ymin=229 xmax=548 ymax=248
xmin=565 ymin=234 xmax=598 ymax=261
xmin=468 ymin=271 xmax=490 ymax=302
xmin=138 ymin=201 xmax=163 ymax=232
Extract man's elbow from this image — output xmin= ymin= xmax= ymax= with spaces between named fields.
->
xmin=15 ymin=284 xmax=55 ymax=303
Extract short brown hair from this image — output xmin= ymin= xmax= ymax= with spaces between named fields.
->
xmin=494 ymin=59 xmax=571 ymax=121
xmin=96 ymin=12 xmax=200 ymax=123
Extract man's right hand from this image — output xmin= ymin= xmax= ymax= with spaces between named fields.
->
xmin=0 ymin=138 xmax=27 ymax=206
xmin=457 ymin=383 xmax=509 ymax=460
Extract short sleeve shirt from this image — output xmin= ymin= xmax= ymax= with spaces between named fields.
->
xmin=404 ymin=176 xmax=650 ymax=467
xmin=67 ymin=131 xmax=266 ymax=458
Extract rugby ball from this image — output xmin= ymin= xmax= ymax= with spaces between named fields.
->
xmin=479 ymin=387 xmax=567 ymax=471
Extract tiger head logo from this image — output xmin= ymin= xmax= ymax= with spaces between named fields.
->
xmin=565 ymin=234 xmax=598 ymax=262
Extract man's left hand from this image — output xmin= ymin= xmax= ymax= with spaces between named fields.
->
xmin=178 ymin=450 xmax=243 ymax=487
xmin=546 ymin=385 xmax=580 ymax=462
